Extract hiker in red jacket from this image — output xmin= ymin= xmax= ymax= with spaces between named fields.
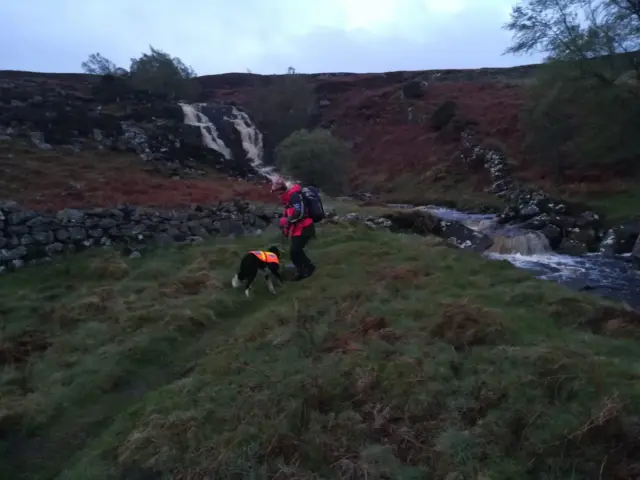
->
xmin=272 ymin=178 xmax=316 ymax=281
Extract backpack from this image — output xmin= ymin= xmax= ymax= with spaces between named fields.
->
xmin=301 ymin=186 xmax=326 ymax=223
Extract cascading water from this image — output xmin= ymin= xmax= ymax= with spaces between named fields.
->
xmin=225 ymin=107 xmax=279 ymax=181
xmin=179 ymin=103 xmax=232 ymax=160
xmin=485 ymin=231 xmax=552 ymax=255
xmin=420 ymin=206 xmax=551 ymax=255
xmin=179 ymin=102 xmax=282 ymax=182
xmin=422 ymin=205 xmax=640 ymax=308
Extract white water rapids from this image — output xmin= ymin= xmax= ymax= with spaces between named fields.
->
xmin=423 ymin=206 xmax=640 ymax=309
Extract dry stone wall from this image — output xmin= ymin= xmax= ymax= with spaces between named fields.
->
xmin=0 ymin=200 xmax=280 ymax=273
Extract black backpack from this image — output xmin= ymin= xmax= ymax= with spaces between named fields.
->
xmin=301 ymin=186 xmax=326 ymax=223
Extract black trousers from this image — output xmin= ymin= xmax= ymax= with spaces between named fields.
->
xmin=290 ymin=223 xmax=315 ymax=272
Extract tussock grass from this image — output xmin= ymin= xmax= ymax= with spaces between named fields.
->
xmin=1 ymin=224 xmax=640 ymax=479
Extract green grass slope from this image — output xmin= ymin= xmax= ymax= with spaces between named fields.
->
xmin=2 ymin=224 xmax=640 ymax=479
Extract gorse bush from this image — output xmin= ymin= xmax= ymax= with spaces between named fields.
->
xmin=81 ymin=46 xmax=200 ymax=101
xmin=275 ymin=129 xmax=351 ymax=194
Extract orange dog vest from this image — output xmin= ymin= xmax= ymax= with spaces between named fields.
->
xmin=249 ymin=251 xmax=279 ymax=264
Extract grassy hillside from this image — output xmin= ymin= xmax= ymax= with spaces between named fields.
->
xmin=2 ymin=224 xmax=640 ymax=479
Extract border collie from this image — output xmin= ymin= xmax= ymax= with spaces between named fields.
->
xmin=231 ymin=246 xmax=284 ymax=297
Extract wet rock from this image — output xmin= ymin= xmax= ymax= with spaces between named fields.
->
xmin=519 ymin=204 xmax=540 ymax=218
xmin=557 ymin=238 xmax=589 ymax=256
xmin=576 ymin=210 xmax=601 ymax=229
xmin=567 ymin=227 xmax=599 ymax=250
xmin=440 ymin=219 xmax=494 ymax=252
xmin=540 ymin=224 xmax=563 ymax=249
xmin=521 ymin=214 xmax=549 ymax=230
xmin=632 ymin=236 xmax=640 ymax=268
xmin=602 ymin=217 xmax=640 ymax=255
xmin=383 ymin=209 xmax=493 ymax=253
xmin=599 ymin=228 xmax=618 ymax=256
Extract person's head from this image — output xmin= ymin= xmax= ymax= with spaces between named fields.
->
xmin=270 ymin=177 xmax=288 ymax=195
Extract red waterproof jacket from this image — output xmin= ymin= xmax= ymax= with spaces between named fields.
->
xmin=280 ymin=184 xmax=313 ymax=237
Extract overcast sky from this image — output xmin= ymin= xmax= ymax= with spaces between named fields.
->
xmin=0 ymin=0 xmax=541 ymax=75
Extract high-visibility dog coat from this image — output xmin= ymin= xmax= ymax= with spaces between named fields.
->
xmin=249 ymin=251 xmax=279 ymax=263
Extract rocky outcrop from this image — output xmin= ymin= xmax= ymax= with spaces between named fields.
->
xmin=599 ymin=217 xmax=640 ymax=256
xmin=456 ymin=127 xmax=640 ymax=262
xmin=0 ymin=75 xmax=267 ymax=180
xmin=459 ymin=128 xmax=611 ymax=256
xmin=0 ymin=200 xmax=279 ymax=273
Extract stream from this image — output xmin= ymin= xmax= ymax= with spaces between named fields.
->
xmin=389 ymin=204 xmax=640 ymax=309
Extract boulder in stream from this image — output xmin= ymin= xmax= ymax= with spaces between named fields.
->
xmin=383 ymin=209 xmax=494 ymax=253
xmin=599 ymin=216 xmax=640 ymax=256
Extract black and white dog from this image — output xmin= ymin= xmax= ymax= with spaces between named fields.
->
xmin=231 ymin=246 xmax=284 ymax=297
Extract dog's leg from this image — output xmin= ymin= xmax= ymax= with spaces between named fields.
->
xmin=266 ymin=273 xmax=276 ymax=294
xmin=272 ymin=269 xmax=284 ymax=287
xmin=231 ymin=274 xmax=242 ymax=288
xmin=244 ymin=271 xmax=257 ymax=298
xmin=267 ymin=264 xmax=284 ymax=288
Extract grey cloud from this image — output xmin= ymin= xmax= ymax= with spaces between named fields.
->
xmin=0 ymin=0 xmax=542 ymax=75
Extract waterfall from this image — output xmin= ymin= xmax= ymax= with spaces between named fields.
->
xmin=225 ymin=108 xmax=278 ymax=181
xmin=178 ymin=102 xmax=281 ymax=181
xmin=179 ymin=103 xmax=232 ymax=160
xmin=457 ymin=214 xmax=551 ymax=255
xmin=485 ymin=231 xmax=552 ymax=255
xmin=463 ymin=217 xmax=498 ymax=233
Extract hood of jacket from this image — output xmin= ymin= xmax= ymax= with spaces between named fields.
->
xmin=280 ymin=184 xmax=301 ymax=205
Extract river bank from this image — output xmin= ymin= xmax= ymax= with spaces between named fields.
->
xmin=328 ymin=198 xmax=640 ymax=309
